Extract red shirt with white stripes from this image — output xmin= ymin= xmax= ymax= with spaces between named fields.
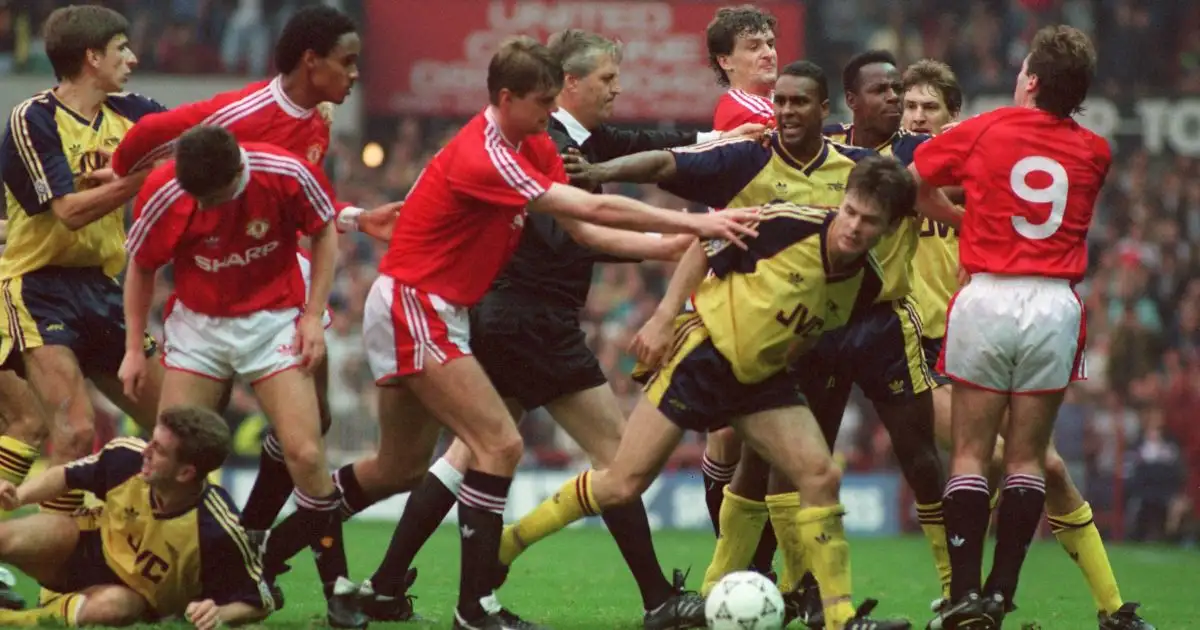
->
xmin=127 ymin=143 xmax=336 ymax=317
xmin=712 ymin=89 xmax=775 ymax=131
xmin=379 ymin=107 xmax=566 ymax=306
xmin=112 ymin=76 xmax=332 ymax=176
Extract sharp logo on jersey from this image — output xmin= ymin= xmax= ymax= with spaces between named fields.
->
xmin=246 ymin=219 xmax=270 ymax=239
xmin=194 ymin=241 xmax=280 ymax=272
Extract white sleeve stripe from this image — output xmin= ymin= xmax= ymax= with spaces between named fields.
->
xmin=729 ymin=90 xmax=774 ymax=117
xmin=482 ymin=127 xmax=545 ymax=200
xmin=203 ymin=87 xmax=273 ymax=128
xmin=130 ymin=88 xmax=273 ymax=173
xmin=246 ymin=153 xmax=336 ymax=221
xmin=126 ymin=179 xmax=184 ymax=257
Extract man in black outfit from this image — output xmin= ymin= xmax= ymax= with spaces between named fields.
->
xmin=355 ymin=29 xmax=765 ymax=629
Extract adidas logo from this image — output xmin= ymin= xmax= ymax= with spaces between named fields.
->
xmin=461 ymin=524 xmax=475 ymax=539
xmin=950 ymin=535 xmax=965 ymax=547
xmin=815 ymin=533 xmax=831 ymax=545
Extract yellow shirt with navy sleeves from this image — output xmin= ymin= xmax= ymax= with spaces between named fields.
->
xmin=0 ymin=90 xmax=166 ymax=280
xmin=659 ymin=133 xmax=875 ymax=213
xmin=694 ymin=204 xmax=884 ymax=384
xmin=63 ymin=438 xmax=273 ymax=618
xmin=822 ymin=123 xmax=932 ymax=303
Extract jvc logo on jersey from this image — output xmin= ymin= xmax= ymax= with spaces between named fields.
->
xmin=194 ymin=241 xmax=280 ymax=272
xmin=775 ymin=302 xmax=824 ymax=337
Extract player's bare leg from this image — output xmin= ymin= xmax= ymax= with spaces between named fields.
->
xmin=733 ymin=406 xmax=909 ymax=630
xmin=88 ymin=351 xmax=165 ymax=432
xmin=21 ymin=347 xmax=99 ymax=515
xmin=702 ymin=442 xmax=775 ymax=595
xmin=393 ymin=354 xmax=539 ymax=627
xmin=0 ymin=513 xmax=79 ymax=583
xmin=251 ymin=368 xmax=361 ymax=627
xmin=0 ymin=582 xmax=149 ymax=627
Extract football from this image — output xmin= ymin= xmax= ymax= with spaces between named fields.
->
xmin=704 ymin=571 xmax=785 ymax=630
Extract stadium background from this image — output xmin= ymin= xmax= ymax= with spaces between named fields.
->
xmin=2 ymin=0 xmax=1198 ymax=547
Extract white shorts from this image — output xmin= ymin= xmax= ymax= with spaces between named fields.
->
xmin=940 ymin=274 xmax=1086 ymax=394
xmin=363 ymin=276 xmax=471 ymax=384
xmin=296 ymin=252 xmax=333 ymax=328
xmin=162 ymin=300 xmax=302 ymax=383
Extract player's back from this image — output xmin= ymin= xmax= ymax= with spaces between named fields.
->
xmin=713 ymin=89 xmax=775 ymax=131
xmin=114 ymin=77 xmax=331 ymax=175
xmin=1 ymin=90 xmax=164 ymax=279
xmin=920 ymin=107 xmax=1108 ymax=281
xmin=694 ymin=203 xmax=882 ymax=384
xmin=128 ymin=143 xmax=332 ymax=316
xmin=380 ymin=109 xmax=565 ymax=307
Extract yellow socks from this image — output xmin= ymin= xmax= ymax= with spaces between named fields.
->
xmin=766 ymin=492 xmax=804 ymax=591
xmin=0 ymin=591 xmax=84 ymax=626
xmin=701 ymin=487 xmax=768 ymax=596
xmin=1048 ymin=502 xmax=1123 ymax=615
xmin=916 ymin=501 xmax=952 ymax=598
xmin=499 ymin=471 xmax=598 ymax=567
xmin=796 ymin=504 xmax=855 ymax=627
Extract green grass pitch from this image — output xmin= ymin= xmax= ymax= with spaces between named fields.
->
xmin=10 ymin=521 xmax=1198 ymax=628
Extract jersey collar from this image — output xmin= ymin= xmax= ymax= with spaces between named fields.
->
xmin=269 ymin=75 xmax=313 ymax=119
xmin=845 ymin=123 xmax=897 ymax=152
xmin=231 ymin=148 xmax=251 ymax=199
xmin=772 ymin=134 xmax=830 ymax=176
xmin=552 ymin=108 xmax=592 ymax=145
xmin=484 ymin=106 xmax=522 ymax=150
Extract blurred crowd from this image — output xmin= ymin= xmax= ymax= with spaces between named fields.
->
xmin=2 ymin=0 xmax=1196 ymax=542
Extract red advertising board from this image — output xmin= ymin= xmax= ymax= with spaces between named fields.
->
xmin=364 ymin=0 xmax=804 ymax=122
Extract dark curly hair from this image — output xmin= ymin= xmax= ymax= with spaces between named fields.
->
xmin=705 ymin=5 xmax=777 ymax=87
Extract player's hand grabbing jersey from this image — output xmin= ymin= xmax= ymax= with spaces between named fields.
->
xmin=126 ymin=143 xmax=336 ymax=316
xmin=64 ymin=439 xmax=272 ymax=617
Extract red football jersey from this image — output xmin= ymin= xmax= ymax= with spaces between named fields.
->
xmin=712 ymin=89 xmax=775 ymax=131
xmin=127 ymin=143 xmax=336 ymax=317
xmin=112 ymin=76 xmax=331 ymax=175
xmin=379 ymin=108 xmax=566 ymax=306
xmin=912 ymin=106 xmax=1111 ymax=282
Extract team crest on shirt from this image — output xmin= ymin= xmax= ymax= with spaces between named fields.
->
xmin=246 ymin=219 xmax=270 ymax=239
xmin=307 ymin=144 xmax=323 ymax=164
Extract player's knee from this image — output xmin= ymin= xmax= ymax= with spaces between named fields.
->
xmin=609 ymin=469 xmax=653 ymax=505
xmin=77 ymin=587 xmax=147 ymax=626
xmin=797 ymin=456 xmax=841 ymax=504
xmin=1043 ymin=448 xmax=1071 ymax=487
xmin=474 ymin=431 xmax=524 ymax=471
xmin=54 ymin=421 xmax=95 ymax=461
xmin=280 ymin=439 xmax=324 ymax=477
xmin=5 ymin=412 xmax=49 ymax=448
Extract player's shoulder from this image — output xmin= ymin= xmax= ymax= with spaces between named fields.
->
xmin=675 ymin=135 xmax=766 ymax=156
xmin=143 ymin=160 xmax=180 ymax=190
xmin=826 ymin=139 xmax=876 ymax=163
xmin=104 ymin=92 xmax=168 ymax=122
xmin=5 ymin=90 xmax=57 ymax=131
xmin=761 ymin=202 xmax=835 ymax=226
xmin=103 ymin=436 xmax=148 ymax=454
xmin=822 ymin=122 xmax=852 ymax=141
xmin=198 ymin=484 xmax=250 ymax=542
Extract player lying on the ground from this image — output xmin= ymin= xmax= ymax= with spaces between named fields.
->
xmin=0 ymin=406 xmax=272 ymax=629
xmin=499 ymin=157 xmax=922 ymax=630
xmin=119 ymin=126 xmax=365 ymax=628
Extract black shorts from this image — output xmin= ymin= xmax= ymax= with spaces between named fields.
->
xmin=470 ymin=294 xmax=607 ymax=410
xmin=921 ymin=335 xmax=953 ymax=386
xmin=43 ymin=529 xmax=123 ymax=594
xmin=642 ymin=314 xmax=806 ymax=432
xmin=0 ymin=266 xmax=157 ymax=375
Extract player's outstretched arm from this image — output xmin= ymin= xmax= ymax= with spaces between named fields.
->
xmin=559 ymin=218 xmax=694 ymax=262
xmin=51 ymin=170 xmax=150 ymax=231
xmin=569 ymin=150 xmax=678 ymax=187
xmin=908 ymin=164 xmax=963 ymax=228
xmin=530 ymin=182 xmax=757 ymax=245
xmin=2 ymin=466 xmax=69 ymax=510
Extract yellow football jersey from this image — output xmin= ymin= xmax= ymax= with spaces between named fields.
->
xmin=912 ymin=217 xmax=959 ymax=339
xmin=823 ymin=123 xmax=931 ymax=302
xmin=0 ymin=90 xmax=165 ymax=280
xmin=693 ymin=204 xmax=884 ymax=384
xmin=63 ymin=438 xmax=271 ymax=617
xmin=661 ymin=134 xmax=874 ymax=212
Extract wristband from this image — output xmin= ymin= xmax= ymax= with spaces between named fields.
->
xmin=336 ymin=206 xmax=365 ymax=233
